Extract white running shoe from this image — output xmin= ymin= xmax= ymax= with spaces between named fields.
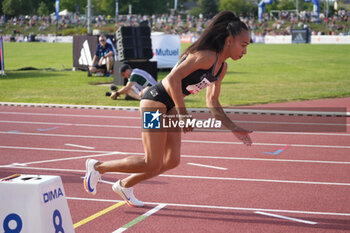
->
xmin=83 ymin=159 xmax=101 ymax=195
xmin=112 ymin=180 xmax=144 ymax=207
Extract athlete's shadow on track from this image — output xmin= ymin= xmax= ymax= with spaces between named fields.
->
xmin=125 ymin=206 xmax=350 ymax=231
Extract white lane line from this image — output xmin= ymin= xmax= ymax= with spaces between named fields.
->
xmin=82 ymin=178 xmax=114 ymax=186
xmin=0 ymin=120 xmax=73 ymax=126
xmin=112 ymin=204 xmax=167 ymax=233
xmin=98 ymin=179 xmax=114 ymax=185
xmin=0 ymin=120 xmax=139 ymax=129
xmin=256 ymin=131 xmax=350 ymax=136
xmin=1 ymin=106 xmax=349 ymax=117
xmin=4 ymin=166 xmax=350 ymax=187
xmin=2 ymin=102 xmax=350 ymax=115
xmin=1 ymin=120 xmax=349 ymax=136
xmin=16 ymin=152 xmax=122 ymax=166
xmin=1 ymin=118 xmax=349 ymax=128
xmin=0 ymin=103 xmax=139 ymax=111
xmin=187 ymin=162 xmax=227 ymax=170
xmin=0 ymin=145 xmax=124 ymax=154
xmin=0 ymin=111 xmax=139 ymax=119
xmin=0 ymin=146 xmax=350 ymax=165
xmin=10 ymin=162 xmax=26 ymax=166
xmin=183 ymin=154 xmax=350 ymax=165
xmin=255 ymin=211 xmax=317 ymax=225
xmin=2 ymin=146 xmax=350 ymax=165
xmin=0 ymin=131 xmax=141 ymax=141
xmin=65 ymin=143 xmax=95 ymax=150
xmin=186 ymin=140 xmax=350 ymax=149
xmin=232 ymin=120 xmax=347 ymax=127
xmin=67 ymin=196 xmax=350 ymax=217
xmin=1 ymin=131 xmax=350 ymax=149
xmin=160 ymin=173 xmax=350 ymax=186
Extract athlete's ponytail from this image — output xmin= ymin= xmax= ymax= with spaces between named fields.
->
xmin=183 ymin=11 xmax=248 ymax=56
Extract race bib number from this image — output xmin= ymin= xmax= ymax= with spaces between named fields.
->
xmin=186 ymin=78 xmax=211 ymax=95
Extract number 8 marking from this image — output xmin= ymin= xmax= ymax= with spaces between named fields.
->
xmin=3 ymin=210 xmax=66 ymax=233
xmin=3 ymin=213 xmax=22 ymax=233
xmin=53 ymin=209 xmax=64 ymax=233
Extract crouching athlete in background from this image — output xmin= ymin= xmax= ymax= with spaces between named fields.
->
xmin=110 ymin=64 xmax=157 ymax=100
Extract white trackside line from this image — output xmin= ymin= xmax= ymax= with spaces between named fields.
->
xmin=67 ymin=196 xmax=350 ymax=217
xmin=1 ymin=102 xmax=350 ymax=115
xmin=0 ymin=120 xmax=139 ymax=129
xmin=187 ymin=162 xmax=227 ymax=170
xmin=17 ymin=152 xmax=123 ymax=166
xmin=1 ymin=119 xmax=349 ymax=128
xmin=0 ymin=145 xmax=135 ymax=154
xmin=2 ymin=146 xmax=350 ymax=165
xmin=65 ymin=143 xmax=95 ymax=150
xmin=144 ymin=204 xmax=167 ymax=216
xmin=160 ymin=173 xmax=350 ymax=186
xmin=99 ymin=180 xmax=113 ymax=185
xmin=255 ymin=211 xmax=317 ymax=225
xmin=98 ymin=179 xmax=114 ymax=185
xmin=234 ymin=120 xmax=346 ymax=127
xmin=183 ymin=154 xmax=350 ymax=165
xmin=1 ymin=104 xmax=349 ymax=116
xmin=0 ymin=111 xmax=140 ymax=120
xmin=256 ymin=131 xmax=350 ymax=136
xmin=1 ymin=120 xmax=349 ymax=136
xmin=82 ymin=178 xmax=114 ymax=186
xmin=5 ymin=166 xmax=350 ymax=187
xmin=2 ymin=131 xmax=350 ymax=149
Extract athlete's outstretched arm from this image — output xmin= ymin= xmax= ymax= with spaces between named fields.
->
xmin=206 ymin=62 xmax=252 ymax=146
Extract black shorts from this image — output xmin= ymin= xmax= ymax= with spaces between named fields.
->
xmin=93 ymin=64 xmax=107 ymax=70
xmin=142 ymin=81 xmax=175 ymax=112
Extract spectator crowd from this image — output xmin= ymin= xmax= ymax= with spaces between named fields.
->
xmin=1 ymin=8 xmax=349 ymax=42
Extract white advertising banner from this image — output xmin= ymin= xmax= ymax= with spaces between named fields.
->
xmin=264 ymin=35 xmax=350 ymax=44
xmin=265 ymin=35 xmax=292 ymax=44
xmin=151 ymin=32 xmax=181 ymax=69
xmin=311 ymin=35 xmax=350 ymax=44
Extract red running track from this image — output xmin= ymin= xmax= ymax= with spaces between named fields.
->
xmin=0 ymin=98 xmax=349 ymax=232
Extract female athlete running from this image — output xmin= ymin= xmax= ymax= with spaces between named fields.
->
xmin=84 ymin=11 xmax=252 ymax=207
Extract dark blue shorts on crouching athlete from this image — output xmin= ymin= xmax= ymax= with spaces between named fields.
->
xmin=93 ymin=63 xmax=107 ymax=70
xmin=141 ymin=81 xmax=175 ymax=112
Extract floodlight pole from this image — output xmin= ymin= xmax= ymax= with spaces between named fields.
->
xmin=115 ymin=0 xmax=118 ymax=24
xmin=55 ymin=21 xmax=58 ymax=42
xmin=87 ymin=0 xmax=92 ymax=35
xmin=296 ymin=0 xmax=299 ymax=18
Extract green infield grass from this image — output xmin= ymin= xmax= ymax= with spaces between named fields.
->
xmin=0 ymin=42 xmax=349 ymax=108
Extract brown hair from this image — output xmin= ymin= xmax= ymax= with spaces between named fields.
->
xmin=183 ymin=11 xmax=248 ymax=56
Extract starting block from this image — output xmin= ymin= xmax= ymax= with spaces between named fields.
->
xmin=0 ymin=174 xmax=75 ymax=233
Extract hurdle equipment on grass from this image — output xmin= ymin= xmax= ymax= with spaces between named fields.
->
xmin=0 ymin=174 xmax=75 ymax=233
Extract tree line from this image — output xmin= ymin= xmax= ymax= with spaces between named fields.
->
xmin=1 ymin=0 xmax=186 ymax=17
xmin=1 ymin=0 xmax=332 ymax=19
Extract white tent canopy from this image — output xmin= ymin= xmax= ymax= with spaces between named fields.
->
xmin=50 ymin=9 xmax=73 ymax=18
